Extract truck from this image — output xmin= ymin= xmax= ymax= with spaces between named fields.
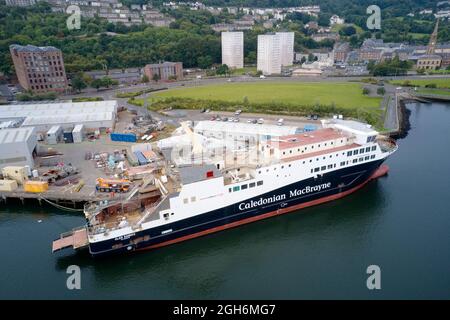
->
xmin=96 ymin=178 xmax=131 ymax=193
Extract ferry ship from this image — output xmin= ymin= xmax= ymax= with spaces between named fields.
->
xmin=52 ymin=119 xmax=397 ymax=257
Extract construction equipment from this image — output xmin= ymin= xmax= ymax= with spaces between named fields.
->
xmin=96 ymin=178 xmax=131 ymax=193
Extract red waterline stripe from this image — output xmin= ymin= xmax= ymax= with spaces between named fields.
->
xmin=136 ymin=165 xmax=389 ymax=251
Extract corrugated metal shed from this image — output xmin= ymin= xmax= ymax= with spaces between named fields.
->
xmin=21 ymin=112 xmax=115 ymax=128
xmin=0 ymin=101 xmax=117 ymax=120
xmin=0 ymin=127 xmax=35 ymax=144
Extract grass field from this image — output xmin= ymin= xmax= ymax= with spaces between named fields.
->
xmin=416 ymin=88 xmax=450 ymax=96
xmin=390 ymin=78 xmax=450 ymax=89
xmin=150 ymin=82 xmax=381 ymax=109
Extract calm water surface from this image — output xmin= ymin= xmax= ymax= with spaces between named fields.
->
xmin=0 ymin=102 xmax=449 ymax=299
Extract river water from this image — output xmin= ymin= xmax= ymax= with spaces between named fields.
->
xmin=0 ymin=102 xmax=449 ymax=299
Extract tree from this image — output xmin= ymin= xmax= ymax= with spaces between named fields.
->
xmin=377 ymin=87 xmax=386 ymax=95
xmin=362 ymin=88 xmax=370 ymax=95
xmin=152 ymin=73 xmax=161 ymax=83
xmin=141 ymin=74 xmax=149 ymax=83
xmin=91 ymin=79 xmax=103 ymax=90
xmin=216 ymin=64 xmax=230 ymax=76
xmin=197 ymin=56 xmax=213 ymax=69
xmin=71 ymin=73 xmax=87 ymax=93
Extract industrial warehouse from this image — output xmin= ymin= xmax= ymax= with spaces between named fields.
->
xmin=0 ymin=100 xmax=118 ymax=131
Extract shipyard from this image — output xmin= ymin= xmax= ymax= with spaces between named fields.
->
xmin=1 ymin=0 xmax=450 ymax=303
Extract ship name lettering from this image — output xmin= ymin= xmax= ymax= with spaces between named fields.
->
xmin=290 ymin=182 xmax=331 ymax=197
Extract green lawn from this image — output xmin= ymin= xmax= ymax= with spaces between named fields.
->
xmin=416 ymin=88 xmax=450 ymax=96
xmin=150 ymin=82 xmax=381 ymax=109
xmin=390 ymin=78 xmax=450 ymax=89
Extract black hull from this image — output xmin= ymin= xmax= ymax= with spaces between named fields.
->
xmin=89 ymin=159 xmax=385 ymax=257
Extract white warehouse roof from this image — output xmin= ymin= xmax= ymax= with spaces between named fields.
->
xmin=21 ymin=112 xmax=115 ymax=127
xmin=194 ymin=120 xmax=299 ymax=136
xmin=0 ymin=100 xmax=117 ymax=120
xmin=0 ymin=127 xmax=35 ymax=144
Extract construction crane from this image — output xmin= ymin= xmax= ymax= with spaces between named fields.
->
xmin=96 ymin=178 xmax=131 ymax=193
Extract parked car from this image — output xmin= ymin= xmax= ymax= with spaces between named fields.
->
xmin=257 ymin=118 xmax=264 ymax=124
xmin=235 ymin=109 xmax=242 ymax=115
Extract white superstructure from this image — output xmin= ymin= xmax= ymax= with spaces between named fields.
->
xmin=221 ymin=31 xmax=244 ymax=69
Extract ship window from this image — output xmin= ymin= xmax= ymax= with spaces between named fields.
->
xmin=257 ymin=181 xmax=263 ymax=186
xmin=309 ymin=160 xmax=312 ymax=163
xmin=241 ymin=184 xmax=248 ymax=190
xmin=327 ymin=164 xmax=333 ymax=169
xmin=191 ymin=196 xmax=196 ymax=202
xmin=183 ymin=198 xmax=188 ymax=204
xmin=288 ymin=164 xmax=291 ymax=167
xmin=372 ymin=146 xmax=377 ymax=151
xmin=366 ymin=147 xmax=371 ymax=152
xmin=353 ymin=159 xmax=358 ymax=163
xmin=281 ymin=166 xmax=284 ymax=169
xmin=321 ymin=166 xmax=326 ymax=171
xmin=318 ymin=144 xmax=320 ymax=147
xmin=249 ymin=182 xmax=256 ymax=188
xmin=303 ymin=161 xmax=305 ymax=164
xmin=359 ymin=157 xmax=363 ymax=162
xmin=371 ymin=155 xmax=375 ymax=159
xmin=341 ymin=161 xmax=346 ymax=166
xmin=325 ymin=143 xmax=327 ymax=146
xmin=354 ymin=150 xmax=358 ymax=155
xmin=365 ymin=156 xmax=370 ymax=160
xmin=311 ymin=169 xmax=313 ymax=173
xmin=331 ymin=142 xmax=334 ymax=145
xmin=233 ymin=186 xmax=240 ymax=192
xmin=347 ymin=151 xmax=352 ymax=156
xmin=360 ymin=148 xmax=365 ymax=153
xmin=229 ymin=188 xmax=232 ymax=193
xmin=314 ymin=167 xmax=320 ymax=172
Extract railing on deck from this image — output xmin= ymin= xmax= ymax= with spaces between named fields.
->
xmin=377 ymin=136 xmax=398 ymax=153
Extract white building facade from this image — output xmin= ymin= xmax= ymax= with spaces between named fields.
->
xmin=257 ymin=34 xmax=282 ymax=75
xmin=276 ymin=32 xmax=295 ymax=66
xmin=0 ymin=127 xmax=37 ymax=170
xmin=221 ymin=32 xmax=244 ymax=69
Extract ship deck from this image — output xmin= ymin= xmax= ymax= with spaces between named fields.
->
xmin=52 ymin=228 xmax=89 ymax=252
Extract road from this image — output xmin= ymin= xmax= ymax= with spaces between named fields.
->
xmin=62 ymin=74 xmax=449 ymax=132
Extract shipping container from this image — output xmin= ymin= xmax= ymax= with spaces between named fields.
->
xmin=134 ymin=151 xmax=149 ymax=165
xmin=72 ymin=124 xmax=85 ymax=143
xmin=24 ymin=181 xmax=48 ymax=193
xmin=1 ymin=166 xmax=28 ymax=184
xmin=46 ymin=125 xmax=63 ymax=145
xmin=63 ymin=131 xmax=74 ymax=143
xmin=0 ymin=179 xmax=18 ymax=192
xmin=110 ymin=132 xmax=137 ymax=143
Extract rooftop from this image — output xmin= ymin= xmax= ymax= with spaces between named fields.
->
xmin=267 ymin=128 xmax=349 ymax=149
xmin=0 ymin=127 xmax=35 ymax=144
xmin=21 ymin=112 xmax=115 ymax=126
xmin=10 ymin=44 xmax=61 ymax=53
xmin=195 ymin=121 xmax=299 ymax=137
